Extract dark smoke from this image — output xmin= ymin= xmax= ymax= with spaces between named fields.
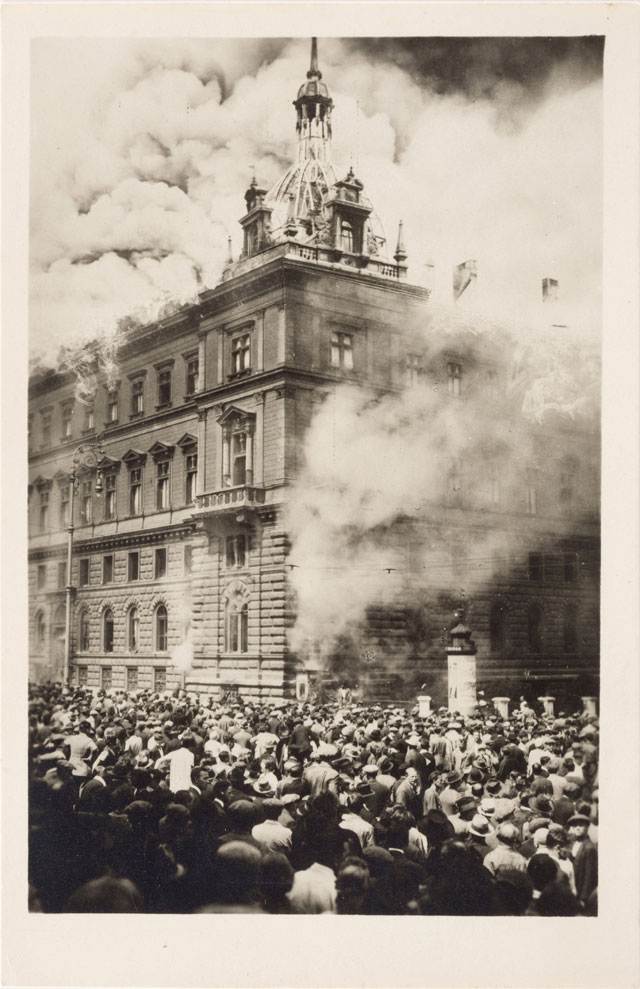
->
xmin=346 ymin=37 xmax=603 ymax=130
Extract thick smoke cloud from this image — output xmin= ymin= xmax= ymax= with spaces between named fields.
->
xmin=285 ymin=315 xmax=599 ymax=667
xmin=30 ymin=36 xmax=602 ymax=367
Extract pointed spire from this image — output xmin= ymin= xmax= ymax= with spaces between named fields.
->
xmin=394 ymin=220 xmax=407 ymax=265
xmin=308 ymin=37 xmax=321 ymax=79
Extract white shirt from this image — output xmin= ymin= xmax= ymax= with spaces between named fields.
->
xmin=288 ymin=863 xmax=337 ymax=914
xmin=339 ymin=813 xmax=375 ymax=848
xmin=251 ymin=819 xmax=292 ymax=853
xmin=156 ymin=747 xmax=194 ymax=793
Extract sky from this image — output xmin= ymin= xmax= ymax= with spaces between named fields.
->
xmin=30 ymin=35 xmax=603 ymax=367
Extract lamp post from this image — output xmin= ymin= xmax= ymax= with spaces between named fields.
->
xmin=63 ymin=437 xmax=104 ymax=685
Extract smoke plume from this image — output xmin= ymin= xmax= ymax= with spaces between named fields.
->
xmin=31 ymin=37 xmax=602 ymax=367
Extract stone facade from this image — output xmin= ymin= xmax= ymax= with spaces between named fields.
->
xmin=27 ymin=41 xmax=600 ymax=705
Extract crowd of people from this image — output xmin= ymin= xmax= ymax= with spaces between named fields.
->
xmin=28 ymin=682 xmax=598 ymax=915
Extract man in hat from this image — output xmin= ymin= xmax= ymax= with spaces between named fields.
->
xmin=339 ymin=788 xmax=375 ymax=849
xmin=448 ymin=794 xmax=478 ymax=836
xmin=303 ymin=749 xmax=339 ymax=798
xmin=439 ymin=771 xmax=465 ymax=817
xmin=361 ymin=763 xmax=390 ymax=818
xmin=65 ymin=720 xmax=97 ymax=778
xmin=155 ymin=733 xmax=196 ymax=794
xmin=466 ymin=813 xmax=495 ymax=860
xmin=392 ymin=766 xmax=422 ymax=820
xmin=567 ymin=813 xmax=597 ymax=909
xmin=484 ymin=823 xmax=528 ymax=876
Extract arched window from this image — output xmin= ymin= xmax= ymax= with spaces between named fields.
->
xmin=128 ymin=606 xmax=139 ymax=652
xmin=78 ymin=610 xmax=90 ymax=652
xmin=155 ymin=604 xmax=168 ymax=652
xmin=340 ymin=221 xmax=354 ymax=253
xmin=527 ymin=602 xmax=544 ymax=653
xmin=563 ymin=603 xmax=578 ymax=653
xmin=226 ymin=600 xmax=248 ymax=654
xmin=103 ymin=608 xmax=114 ymax=654
xmin=489 ymin=602 xmax=506 ymax=654
xmin=35 ymin=611 xmax=46 ymax=650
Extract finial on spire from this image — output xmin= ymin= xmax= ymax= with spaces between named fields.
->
xmin=394 ymin=220 xmax=408 ymax=265
xmin=308 ymin=37 xmax=321 ymax=79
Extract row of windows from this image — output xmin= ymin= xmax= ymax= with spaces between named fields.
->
xmin=66 ymin=599 xmax=247 ymax=655
xmin=446 ymin=467 xmax=581 ymax=517
xmin=34 ymin=448 xmax=197 ymax=531
xmin=34 ymin=535 xmax=249 ymax=592
xmin=31 ymin=356 xmax=199 ymax=449
xmin=76 ymin=664 xmax=168 ymax=692
xmin=489 ymin=600 xmax=579 ymax=654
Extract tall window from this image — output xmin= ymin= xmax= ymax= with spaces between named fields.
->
xmin=83 ymin=404 xmax=95 ymax=432
xmin=103 ymin=609 xmax=114 ymax=653
xmin=104 ymin=472 xmax=117 ymax=520
xmin=103 ymin=555 xmax=114 ymax=584
xmin=528 ymin=553 xmax=543 ymax=582
xmin=155 ymin=605 xmax=168 ymax=652
xmin=185 ymin=356 xmax=199 ymax=396
xmin=155 ymin=547 xmax=167 ymax=579
xmin=527 ymin=602 xmax=544 ymax=653
xmin=79 ymin=610 xmax=90 ymax=651
xmin=77 ymin=666 xmax=88 ymax=687
xmin=61 ymin=403 xmax=73 ymax=439
xmin=331 ymin=331 xmax=354 ymax=370
xmin=39 ymin=488 xmax=50 ymax=531
xmin=130 ymin=378 xmax=144 ymax=416
xmin=107 ymin=389 xmax=119 ymax=423
xmin=128 ymin=607 xmax=139 ymax=652
xmin=560 ymin=458 xmax=578 ymax=508
xmin=405 ymin=354 xmax=422 ymax=386
xmin=185 ymin=450 xmax=197 ymax=504
xmin=157 ymin=368 xmax=172 ymax=406
xmin=79 ymin=558 xmax=90 ymax=586
xmin=37 ymin=564 xmax=46 ymax=590
xmin=154 ymin=667 xmax=167 ymax=692
xmin=35 ymin=611 xmax=46 ymax=649
xmin=563 ymin=552 xmax=578 ymax=582
xmin=101 ymin=665 xmax=112 ymax=689
xmin=156 ymin=460 xmax=170 ymax=509
xmin=563 ymin=603 xmax=578 ymax=653
xmin=489 ymin=603 xmax=506 ymax=654
xmin=127 ymin=667 xmax=138 ymax=691
xmin=232 ymin=334 xmax=251 ymax=375
xmin=524 ymin=468 xmax=539 ymax=515
xmin=231 ymin=434 xmax=247 ymax=487
xmin=129 ymin=467 xmax=142 ymax=515
xmin=226 ymin=534 xmax=247 ymax=568
xmin=59 ymin=484 xmax=71 ymax=528
xmin=79 ymin=480 xmax=92 ymax=523
xmin=128 ymin=552 xmax=139 ymax=582
xmin=226 ymin=601 xmax=248 ymax=654
xmin=447 ymin=362 xmax=463 ymax=396
xmin=40 ymin=410 xmax=52 ymax=448
xmin=340 ymin=220 xmax=354 ymax=253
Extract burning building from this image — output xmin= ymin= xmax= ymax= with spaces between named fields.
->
xmin=27 ymin=39 xmax=600 ymax=706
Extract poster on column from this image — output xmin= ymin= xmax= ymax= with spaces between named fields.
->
xmin=448 ymin=654 xmax=477 ymax=716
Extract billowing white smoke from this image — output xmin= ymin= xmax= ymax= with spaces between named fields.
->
xmin=31 ymin=38 xmax=602 ymax=367
xmin=284 ymin=312 xmax=599 ymax=664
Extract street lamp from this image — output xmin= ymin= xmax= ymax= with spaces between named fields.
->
xmin=63 ymin=436 xmax=105 ymax=685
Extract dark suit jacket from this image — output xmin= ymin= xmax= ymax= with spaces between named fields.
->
xmin=573 ymin=839 xmax=597 ymax=904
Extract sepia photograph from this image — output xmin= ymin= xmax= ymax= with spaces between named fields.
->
xmin=3 ymin=3 xmax=640 ymax=987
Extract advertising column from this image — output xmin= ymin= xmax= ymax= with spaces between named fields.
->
xmin=446 ymin=619 xmax=478 ymax=717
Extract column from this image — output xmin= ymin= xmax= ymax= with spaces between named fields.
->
xmin=492 ymin=696 xmax=510 ymax=720
xmin=538 ymin=695 xmax=555 ymax=717
xmin=222 ymin=429 xmax=231 ymax=487
xmin=245 ymin=428 xmax=254 ymax=487
xmin=196 ymin=409 xmax=207 ymax=496
xmin=198 ymin=333 xmax=206 ymax=391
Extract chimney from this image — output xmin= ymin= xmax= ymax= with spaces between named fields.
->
xmin=453 ymin=259 xmax=477 ymax=301
xmin=542 ymin=277 xmax=559 ymax=302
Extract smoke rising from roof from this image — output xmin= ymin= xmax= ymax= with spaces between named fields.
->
xmin=30 ymin=36 xmax=602 ymax=367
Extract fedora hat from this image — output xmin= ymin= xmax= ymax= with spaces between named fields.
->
xmin=446 ymin=771 xmax=463 ymax=786
xmin=469 ymin=814 xmax=495 ymax=839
